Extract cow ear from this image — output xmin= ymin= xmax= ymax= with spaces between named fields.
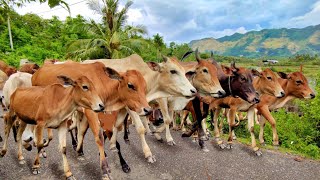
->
xmin=104 ymin=67 xmax=123 ymax=81
xmin=251 ymin=69 xmax=262 ymax=77
xmin=185 ymin=70 xmax=195 ymax=80
xmin=147 ymin=62 xmax=161 ymax=72
xmin=57 ymin=75 xmax=76 ymax=87
xmin=221 ymin=65 xmax=232 ymax=75
xmin=277 ymin=72 xmax=288 ymax=79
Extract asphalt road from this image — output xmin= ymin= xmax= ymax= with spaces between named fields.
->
xmin=0 ymin=120 xmax=319 ymax=180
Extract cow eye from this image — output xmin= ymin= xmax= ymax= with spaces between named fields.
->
xmin=203 ymin=69 xmax=208 ymax=73
xmin=170 ymin=70 xmax=177 ymax=74
xmin=296 ymin=80 xmax=302 ymax=84
xmin=128 ymin=83 xmax=135 ymax=90
xmin=240 ymin=76 xmax=246 ymax=81
xmin=82 ymin=85 xmax=89 ymax=90
xmin=267 ymin=76 xmax=272 ymax=80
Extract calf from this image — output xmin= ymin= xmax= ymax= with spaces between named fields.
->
xmin=19 ymin=63 xmax=40 ymax=74
xmin=0 ymin=75 xmax=104 ymax=179
xmin=257 ymin=70 xmax=315 ymax=146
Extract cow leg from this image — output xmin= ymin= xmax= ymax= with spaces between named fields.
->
xmin=105 ymin=130 xmax=130 ymax=173
xmin=76 ymin=116 xmax=89 ymax=159
xmin=226 ymin=107 xmax=237 ymax=149
xmin=247 ymin=108 xmax=262 ymax=156
xmin=259 ymin=115 xmax=267 ymax=145
xmin=154 ymin=98 xmax=175 ymax=145
xmin=141 ymin=116 xmax=152 ymax=135
xmin=258 ymin=105 xmax=279 ymax=146
xmin=126 ymin=108 xmax=155 ymax=163
xmin=123 ymin=114 xmax=130 ymax=144
xmin=70 ymin=128 xmax=78 ymax=151
xmin=32 ymin=124 xmax=45 ymax=175
xmin=84 ymin=110 xmax=112 ymax=180
xmin=0 ymin=112 xmax=15 ymax=157
xmin=16 ymin=120 xmax=27 ymax=164
xmin=181 ymin=110 xmax=189 ymax=132
xmin=58 ymin=121 xmax=75 ymax=179
xmin=43 ymin=129 xmax=53 ymax=147
xmin=192 ymin=98 xmax=208 ymax=152
xmin=109 ymin=108 xmax=127 ymax=151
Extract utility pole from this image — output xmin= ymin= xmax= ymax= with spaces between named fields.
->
xmin=7 ymin=15 xmax=13 ymax=50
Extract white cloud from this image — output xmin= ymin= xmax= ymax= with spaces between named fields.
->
xmin=286 ymin=1 xmax=320 ymax=27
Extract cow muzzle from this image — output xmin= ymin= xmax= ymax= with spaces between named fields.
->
xmin=93 ymin=103 xmax=105 ymax=112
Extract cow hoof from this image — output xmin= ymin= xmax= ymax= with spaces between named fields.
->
xmin=102 ymin=173 xmax=113 ymax=180
xmin=192 ymin=139 xmax=198 ymax=143
xmin=122 ymin=164 xmax=131 ymax=173
xmin=110 ymin=146 xmax=117 ymax=152
xmin=181 ymin=133 xmax=191 ymax=138
xmin=0 ymin=149 xmax=7 ymax=157
xmin=200 ymin=136 xmax=208 ymax=141
xmin=0 ymin=136 xmax=2 ymax=142
xmin=19 ymin=159 xmax=26 ymax=165
xmin=157 ymin=138 xmax=164 ymax=143
xmin=39 ymin=151 xmax=47 ymax=158
xmin=255 ymin=150 xmax=263 ymax=156
xmin=146 ymin=132 xmax=153 ymax=136
xmin=232 ymin=136 xmax=237 ymax=140
xmin=167 ymin=141 xmax=176 ymax=146
xmin=218 ymin=143 xmax=226 ymax=149
xmin=32 ymin=168 xmax=40 ymax=175
xmin=72 ymin=145 xmax=77 ymax=151
xmin=201 ymin=147 xmax=210 ymax=152
xmin=146 ymin=155 xmax=156 ymax=163
xmin=226 ymin=144 xmax=233 ymax=149
xmin=25 ymin=144 xmax=32 ymax=151
xmin=77 ymin=154 xmax=85 ymax=161
xmin=261 ymin=142 xmax=266 ymax=146
xmin=66 ymin=175 xmax=76 ymax=180
xmin=124 ymin=139 xmax=130 ymax=145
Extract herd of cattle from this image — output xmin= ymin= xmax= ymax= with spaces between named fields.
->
xmin=0 ymin=49 xmax=316 ymax=180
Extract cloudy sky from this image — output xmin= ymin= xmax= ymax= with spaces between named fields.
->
xmin=14 ymin=0 xmax=320 ymax=43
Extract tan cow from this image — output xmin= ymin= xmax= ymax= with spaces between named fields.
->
xmin=152 ymin=49 xmax=225 ymax=146
xmin=257 ymin=70 xmax=315 ymax=146
xmin=18 ymin=63 xmax=40 ymax=74
xmin=82 ymin=54 xmax=196 ymax=164
xmin=0 ymin=75 xmax=104 ymax=179
xmin=207 ymin=68 xmax=285 ymax=155
xmin=31 ymin=61 xmax=149 ymax=180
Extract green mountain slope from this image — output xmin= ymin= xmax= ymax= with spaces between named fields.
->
xmin=189 ymin=25 xmax=320 ymax=57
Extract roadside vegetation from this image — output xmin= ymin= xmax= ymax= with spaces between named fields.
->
xmin=0 ymin=0 xmax=319 ymax=159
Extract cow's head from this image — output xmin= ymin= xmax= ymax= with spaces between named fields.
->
xmin=57 ymin=75 xmax=105 ymax=112
xmin=222 ymin=63 xmax=260 ymax=104
xmin=147 ymin=56 xmax=197 ymax=98
xmin=254 ymin=68 xmax=285 ymax=98
xmin=278 ymin=71 xmax=315 ymax=99
xmin=105 ymin=67 xmax=151 ymax=116
xmin=184 ymin=49 xmax=225 ymax=98
xmin=5 ymin=66 xmax=17 ymax=76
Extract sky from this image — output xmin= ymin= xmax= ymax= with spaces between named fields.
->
xmin=14 ymin=0 xmax=320 ymax=43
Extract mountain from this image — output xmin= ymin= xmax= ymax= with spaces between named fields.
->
xmin=189 ymin=25 xmax=320 ymax=57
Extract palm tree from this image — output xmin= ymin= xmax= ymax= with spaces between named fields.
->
xmin=66 ymin=0 xmax=148 ymax=60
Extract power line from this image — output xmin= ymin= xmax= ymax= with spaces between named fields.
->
xmin=36 ymin=0 xmax=87 ymax=15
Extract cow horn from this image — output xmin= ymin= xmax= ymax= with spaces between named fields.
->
xmin=195 ymin=48 xmax=201 ymax=62
xmin=300 ymin=64 xmax=303 ymax=72
xmin=162 ymin=55 xmax=168 ymax=62
xmin=181 ymin=50 xmax=194 ymax=61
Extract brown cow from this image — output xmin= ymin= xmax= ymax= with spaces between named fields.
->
xmin=0 ymin=75 xmax=104 ymax=179
xmin=0 ymin=60 xmax=17 ymax=76
xmin=19 ymin=63 xmax=40 ymax=74
xmin=207 ymin=68 xmax=285 ymax=155
xmin=256 ymin=71 xmax=315 ymax=146
xmin=31 ymin=61 xmax=150 ymax=180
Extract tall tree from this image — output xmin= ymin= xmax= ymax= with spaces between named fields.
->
xmin=66 ymin=0 xmax=148 ymax=59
